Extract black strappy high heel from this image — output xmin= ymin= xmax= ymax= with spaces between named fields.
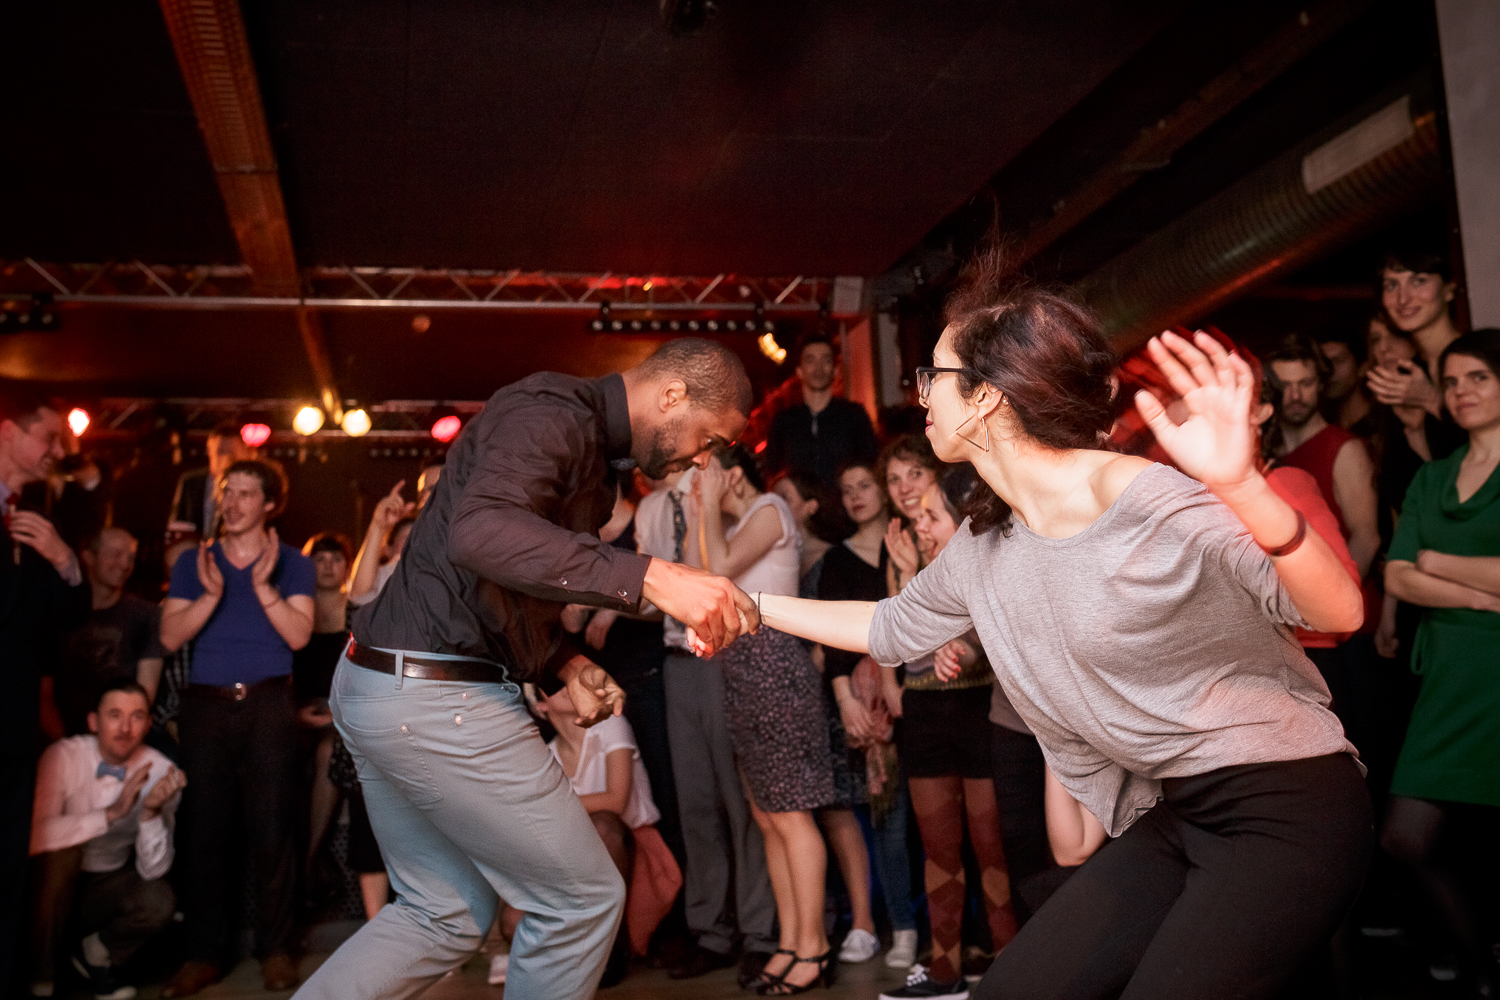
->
xmin=756 ymin=950 xmax=836 ymax=995
xmin=744 ymin=948 xmax=797 ymax=992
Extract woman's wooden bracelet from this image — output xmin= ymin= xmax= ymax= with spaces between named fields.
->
xmin=1260 ymin=510 xmax=1308 ymax=558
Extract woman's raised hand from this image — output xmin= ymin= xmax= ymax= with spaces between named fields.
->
xmin=1134 ymin=331 xmax=1258 ymax=494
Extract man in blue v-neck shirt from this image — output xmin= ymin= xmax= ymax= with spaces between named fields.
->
xmin=159 ymin=459 xmax=315 ymax=996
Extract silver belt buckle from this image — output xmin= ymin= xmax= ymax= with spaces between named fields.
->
xmin=232 ymin=682 xmax=248 ymax=702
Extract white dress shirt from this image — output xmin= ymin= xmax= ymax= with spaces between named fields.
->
xmin=548 ymin=715 xmax=661 ymax=830
xmin=635 ymin=468 xmax=695 ymax=651
xmin=30 ymin=736 xmax=179 ymax=880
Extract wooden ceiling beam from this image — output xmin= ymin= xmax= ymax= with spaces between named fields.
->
xmin=157 ymin=0 xmax=342 ymax=420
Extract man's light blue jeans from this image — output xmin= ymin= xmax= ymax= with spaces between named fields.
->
xmin=294 ymin=654 xmax=624 ymax=1000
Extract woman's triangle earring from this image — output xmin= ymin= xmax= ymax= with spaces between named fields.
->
xmin=954 ymin=411 xmax=991 ymax=453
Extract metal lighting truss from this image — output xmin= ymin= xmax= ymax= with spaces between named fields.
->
xmin=80 ymin=397 xmax=488 ymax=444
xmin=1 ymin=260 xmax=833 ymax=314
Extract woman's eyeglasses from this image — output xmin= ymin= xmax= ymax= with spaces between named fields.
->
xmin=915 ymin=366 xmax=977 ymax=403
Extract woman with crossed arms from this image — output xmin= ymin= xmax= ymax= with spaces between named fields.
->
xmin=717 ymin=274 xmax=1370 ymax=999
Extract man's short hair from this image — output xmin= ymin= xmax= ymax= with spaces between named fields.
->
xmin=1266 ymin=333 xmax=1330 ymax=391
xmin=95 ymin=678 xmax=151 ymax=713
xmin=83 ymin=526 xmax=137 ymax=556
xmin=220 ymin=458 xmax=290 ymax=520
xmin=795 ymin=333 xmax=837 ymax=365
xmin=636 ymin=337 xmax=754 ymax=417
xmin=208 ymin=420 xmax=241 ymax=441
xmin=0 ymin=386 xmax=60 ymax=430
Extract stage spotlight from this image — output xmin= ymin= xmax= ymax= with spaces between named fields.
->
xmin=592 ymin=302 xmax=611 ymax=332
xmin=341 ymin=408 xmax=372 ymax=437
xmin=687 ymin=320 xmax=700 ymax=331
xmin=34 ymin=295 xmax=58 ymax=331
xmin=67 ymin=408 xmax=90 ymax=437
xmin=669 ymin=320 xmax=680 ymax=331
xmin=431 ymin=414 xmax=462 ymax=443
xmin=630 ymin=320 xmax=643 ymax=331
xmin=726 ymin=320 xmax=738 ymax=332
xmin=293 ymin=406 xmax=325 ymax=436
xmin=758 ymin=332 xmax=787 ymax=364
xmin=706 ymin=320 xmax=719 ymax=331
xmin=240 ymin=423 xmax=272 ymax=447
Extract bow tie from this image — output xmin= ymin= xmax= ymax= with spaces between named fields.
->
xmin=96 ymin=762 xmax=128 ymax=782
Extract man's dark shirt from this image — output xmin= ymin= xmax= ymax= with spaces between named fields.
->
xmin=56 ymin=594 xmax=165 ymax=735
xmin=355 ymin=373 xmax=652 ymax=683
xmin=0 ymin=518 xmax=90 ymax=756
xmin=763 ymin=397 xmax=878 ymax=486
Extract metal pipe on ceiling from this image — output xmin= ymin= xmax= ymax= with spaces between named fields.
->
xmin=1005 ymin=0 xmax=1373 ymax=278
xmin=1076 ymin=84 xmax=1443 ymax=353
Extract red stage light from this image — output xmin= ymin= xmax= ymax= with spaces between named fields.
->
xmin=240 ymin=423 xmax=272 ymax=447
xmin=430 ymin=415 xmax=462 ymax=443
xmin=67 ymin=408 xmax=90 ymax=437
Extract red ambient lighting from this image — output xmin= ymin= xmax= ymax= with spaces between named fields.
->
xmin=430 ymin=415 xmax=462 ymax=443
xmin=240 ymin=423 xmax=272 ymax=447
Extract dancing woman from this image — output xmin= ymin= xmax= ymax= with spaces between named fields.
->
xmin=734 ymin=276 xmax=1371 ymax=999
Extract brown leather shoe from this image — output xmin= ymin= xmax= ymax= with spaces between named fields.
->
xmin=161 ymin=960 xmax=221 ymax=998
xmin=262 ymin=953 xmax=300 ymax=991
xmin=262 ymin=953 xmax=300 ymax=995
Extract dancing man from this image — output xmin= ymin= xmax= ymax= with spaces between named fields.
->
xmin=295 ymin=338 xmax=759 ymax=1000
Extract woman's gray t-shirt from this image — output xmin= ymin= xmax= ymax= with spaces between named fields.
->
xmin=867 ymin=463 xmax=1355 ymax=836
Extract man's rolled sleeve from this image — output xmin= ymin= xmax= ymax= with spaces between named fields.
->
xmin=135 ymin=805 xmax=175 ymax=881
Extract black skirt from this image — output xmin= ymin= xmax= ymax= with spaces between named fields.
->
xmin=898 ymin=685 xmax=994 ymax=779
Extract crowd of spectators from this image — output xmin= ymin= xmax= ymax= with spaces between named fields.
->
xmin=2 ymin=235 xmax=1497 ymax=999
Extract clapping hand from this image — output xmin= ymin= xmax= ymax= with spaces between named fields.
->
xmin=196 ymin=541 xmax=225 ymax=600
xmin=251 ymin=526 xmax=281 ymax=589
xmin=104 ymin=765 xmax=153 ymax=824
xmin=1367 ymin=361 xmax=1440 ymax=413
xmin=1134 ymin=331 xmax=1258 ymax=495
xmin=140 ymin=766 xmax=187 ymax=820
xmin=885 ymin=520 xmax=920 ymax=581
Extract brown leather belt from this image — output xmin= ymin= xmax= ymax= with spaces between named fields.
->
xmin=345 ymin=639 xmax=511 ymax=684
xmin=185 ymin=675 xmax=290 ymax=702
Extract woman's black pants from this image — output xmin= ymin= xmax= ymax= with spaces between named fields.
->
xmin=974 ymin=753 xmax=1372 ymax=1000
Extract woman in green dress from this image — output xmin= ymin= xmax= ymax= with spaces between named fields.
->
xmin=1382 ymin=328 xmax=1500 ymax=993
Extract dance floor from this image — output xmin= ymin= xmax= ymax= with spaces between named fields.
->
xmin=105 ymin=949 xmax=912 ymax=999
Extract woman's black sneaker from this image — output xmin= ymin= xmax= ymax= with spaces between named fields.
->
xmin=878 ymin=963 xmax=969 ymax=999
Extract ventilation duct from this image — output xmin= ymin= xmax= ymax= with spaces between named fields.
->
xmin=1077 ymin=79 xmax=1444 ymax=353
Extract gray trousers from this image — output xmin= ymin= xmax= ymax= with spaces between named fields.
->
xmin=663 ymin=653 xmax=777 ymax=954
xmin=294 ymin=656 xmax=624 ymax=1000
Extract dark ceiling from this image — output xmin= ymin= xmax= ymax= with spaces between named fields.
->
xmin=5 ymin=0 xmax=1190 ymax=275
xmin=0 ymin=0 xmax=1453 ymax=400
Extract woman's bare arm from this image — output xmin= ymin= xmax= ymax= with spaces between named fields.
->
xmin=576 ymin=747 xmax=634 ymax=817
xmin=758 ymin=594 xmax=875 ymax=654
xmin=1387 ymin=560 xmax=1500 ymax=612
xmin=1415 ymin=550 xmax=1500 ymax=598
xmin=1044 ymin=767 xmax=1107 ymax=867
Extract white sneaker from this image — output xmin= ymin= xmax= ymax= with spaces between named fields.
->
xmin=885 ymin=928 xmax=919 ymax=969
xmin=839 ymin=928 xmax=879 ymax=963
xmin=487 ymin=953 xmax=509 ymax=985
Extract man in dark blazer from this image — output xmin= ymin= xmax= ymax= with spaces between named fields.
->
xmin=0 ymin=390 xmax=90 ymax=992
xmin=165 ymin=421 xmax=257 ymax=542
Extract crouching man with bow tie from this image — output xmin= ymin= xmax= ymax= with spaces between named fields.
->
xmin=29 ymin=678 xmax=186 ymax=1000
